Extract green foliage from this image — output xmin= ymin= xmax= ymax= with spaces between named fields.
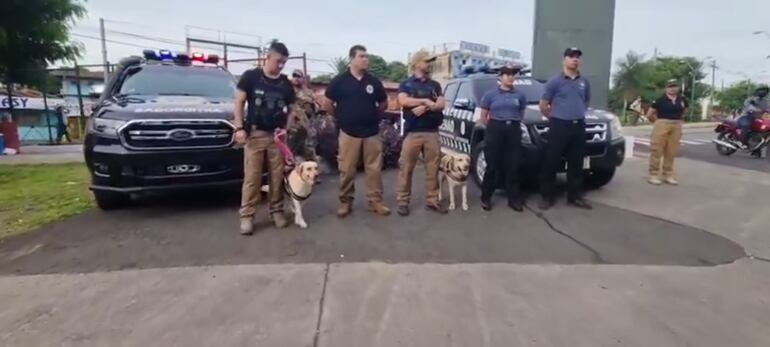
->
xmin=386 ymin=61 xmax=408 ymax=83
xmin=367 ymin=54 xmax=389 ymax=80
xmin=311 ymin=74 xmax=334 ymax=83
xmin=329 ymin=57 xmax=349 ymax=75
xmin=0 ymin=163 xmax=92 ymax=238
xmin=716 ymin=80 xmax=756 ymax=113
xmin=0 ymin=0 xmax=86 ymax=85
xmin=609 ymin=51 xmax=711 ymax=117
xmin=327 ymin=55 xmax=408 ymax=82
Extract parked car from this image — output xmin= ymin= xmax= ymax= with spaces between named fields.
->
xmin=84 ymin=50 xmax=243 ymax=209
xmin=439 ymin=72 xmax=626 ymax=188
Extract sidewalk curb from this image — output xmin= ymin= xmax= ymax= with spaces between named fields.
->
xmin=624 ymin=122 xmax=717 ymax=131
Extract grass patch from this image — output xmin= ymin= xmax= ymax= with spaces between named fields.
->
xmin=0 ymin=163 xmax=93 ymax=239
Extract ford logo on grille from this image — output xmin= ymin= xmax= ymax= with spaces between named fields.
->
xmin=168 ymin=129 xmax=195 ymax=141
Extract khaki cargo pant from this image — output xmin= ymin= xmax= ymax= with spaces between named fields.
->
xmin=338 ymin=131 xmax=384 ymax=204
xmin=239 ymin=133 xmax=284 ymax=218
xmin=649 ymin=119 xmax=683 ymax=178
xmin=396 ymin=132 xmax=441 ymax=206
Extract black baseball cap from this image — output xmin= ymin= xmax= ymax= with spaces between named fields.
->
xmin=564 ymin=47 xmax=583 ymax=57
xmin=499 ymin=64 xmax=522 ymax=75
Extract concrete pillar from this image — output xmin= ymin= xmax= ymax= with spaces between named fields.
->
xmin=532 ymin=0 xmax=616 ymax=109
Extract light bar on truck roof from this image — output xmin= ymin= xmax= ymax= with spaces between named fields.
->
xmin=142 ymin=49 xmax=219 ymax=66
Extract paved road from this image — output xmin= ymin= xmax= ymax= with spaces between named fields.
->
xmin=2 ymin=152 xmax=770 ymax=346
xmin=0 ymin=170 xmax=744 ymax=275
xmin=629 ymin=127 xmax=770 ymax=173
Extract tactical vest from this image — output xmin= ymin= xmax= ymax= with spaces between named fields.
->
xmin=247 ymin=69 xmax=290 ymax=131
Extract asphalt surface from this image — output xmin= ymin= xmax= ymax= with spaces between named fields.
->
xmin=632 ymin=128 xmax=770 ymax=173
xmin=0 ymin=170 xmax=744 ymax=275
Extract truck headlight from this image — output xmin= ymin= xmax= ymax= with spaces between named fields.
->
xmin=91 ymin=118 xmax=126 ymax=138
xmin=610 ymin=117 xmax=624 ymax=140
xmin=521 ymin=123 xmax=532 ymax=145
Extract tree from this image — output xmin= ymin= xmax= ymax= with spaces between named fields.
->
xmin=609 ymin=51 xmax=710 ymax=121
xmin=367 ymin=54 xmax=389 ymax=81
xmin=329 ymin=57 xmax=348 ymax=75
xmin=716 ymin=80 xmax=756 ymax=113
xmin=386 ymin=61 xmax=408 ymax=83
xmin=311 ymin=74 xmax=334 ymax=83
xmin=0 ymin=0 xmax=86 ymax=86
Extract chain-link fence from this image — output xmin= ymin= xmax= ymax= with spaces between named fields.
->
xmin=1 ymin=63 xmax=115 ymax=146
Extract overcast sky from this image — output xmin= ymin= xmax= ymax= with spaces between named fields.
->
xmin=69 ymin=0 xmax=770 ymax=86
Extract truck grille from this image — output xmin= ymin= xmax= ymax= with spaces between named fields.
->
xmin=533 ymin=122 xmax=608 ymax=144
xmin=119 ymin=119 xmax=234 ymax=150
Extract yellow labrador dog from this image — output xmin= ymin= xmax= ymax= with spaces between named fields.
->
xmin=261 ymin=161 xmax=319 ymax=228
xmin=438 ymin=153 xmax=471 ymax=211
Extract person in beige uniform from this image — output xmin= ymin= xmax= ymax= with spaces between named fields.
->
xmin=646 ymin=79 xmax=688 ymax=186
xmin=233 ymin=42 xmax=296 ymax=235
xmin=323 ymin=45 xmax=391 ymax=218
xmin=395 ymin=50 xmax=447 ymax=216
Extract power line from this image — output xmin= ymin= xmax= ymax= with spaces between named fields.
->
xmin=106 ymin=29 xmax=186 ymax=47
xmin=72 ymin=32 xmax=161 ymax=50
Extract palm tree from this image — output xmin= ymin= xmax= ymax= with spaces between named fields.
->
xmin=613 ymin=51 xmax=647 ymax=99
xmin=329 ymin=57 xmax=349 ymax=75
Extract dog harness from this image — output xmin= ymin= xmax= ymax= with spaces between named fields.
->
xmin=273 ymin=128 xmax=311 ymax=201
xmin=284 ymin=176 xmax=312 ymax=202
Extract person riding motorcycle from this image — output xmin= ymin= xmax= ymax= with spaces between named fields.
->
xmin=739 ymin=85 xmax=770 ymax=148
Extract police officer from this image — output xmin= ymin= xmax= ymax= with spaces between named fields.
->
xmin=479 ymin=64 xmax=527 ymax=212
xmin=288 ymin=69 xmax=320 ymax=163
xmin=646 ymin=79 xmax=688 ymax=185
xmin=395 ymin=50 xmax=447 ymax=216
xmin=323 ymin=45 xmax=391 ymax=218
xmin=233 ymin=41 xmax=296 ymax=235
xmin=539 ymin=47 xmax=592 ymax=210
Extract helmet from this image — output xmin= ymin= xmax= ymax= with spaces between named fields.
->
xmin=756 ymin=84 xmax=770 ymax=94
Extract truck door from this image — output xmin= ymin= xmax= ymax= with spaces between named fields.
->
xmin=440 ymin=82 xmax=476 ymax=154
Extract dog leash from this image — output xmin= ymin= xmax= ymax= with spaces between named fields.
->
xmin=274 ymin=129 xmax=311 ymax=201
xmin=273 ymin=129 xmax=295 ymax=173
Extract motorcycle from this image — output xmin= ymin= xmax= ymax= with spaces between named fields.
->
xmin=712 ymin=114 xmax=770 ymax=157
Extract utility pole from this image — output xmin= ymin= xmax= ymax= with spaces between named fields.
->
xmin=99 ymin=18 xmax=108 ymax=83
xmin=709 ymin=60 xmax=717 ymax=118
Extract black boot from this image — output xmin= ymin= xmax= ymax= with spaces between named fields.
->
xmin=507 ymin=198 xmax=524 ymax=212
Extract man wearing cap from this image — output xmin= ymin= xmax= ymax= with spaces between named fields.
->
xmin=478 ymin=64 xmax=527 ymax=212
xmin=323 ymin=45 xmax=391 ymax=218
xmin=539 ymin=47 xmax=592 ymax=210
xmin=395 ymin=50 xmax=447 ymax=216
xmin=288 ymin=69 xmax=320 ymax=163
xmin=646 ymin=79 xmax=688 ymax=185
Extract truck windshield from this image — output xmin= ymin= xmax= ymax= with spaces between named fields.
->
xmin=476 ymin=78 xmax=545 ymax=104
xmin=118 ymin=66 xmax=236 ymax=98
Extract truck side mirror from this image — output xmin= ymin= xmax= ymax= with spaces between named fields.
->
xmin=454 ymin=98 xmax=472 ymax=110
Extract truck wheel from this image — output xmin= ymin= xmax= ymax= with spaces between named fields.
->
xmin=584 ymin=167 xmax=616 ymax=189
xmin=93 ymin=191 xmax=130 ymax=210
xmin=471 ymin=141 xmax=486 ymax=188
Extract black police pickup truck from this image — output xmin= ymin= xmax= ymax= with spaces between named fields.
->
xmin=439 ymin=72 xmax=626 ymax=188
xmin=84 ymin=50 xmax=242 ymax=209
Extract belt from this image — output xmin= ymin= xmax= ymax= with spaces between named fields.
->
xmin=489 ymin=119 xmax=520 ymax=125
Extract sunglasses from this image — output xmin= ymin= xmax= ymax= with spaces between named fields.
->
xmin=292 ymin=73 xmax=304 ymax=79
